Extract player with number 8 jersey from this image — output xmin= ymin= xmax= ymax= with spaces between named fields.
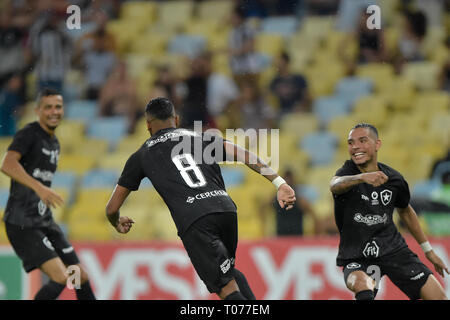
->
xmin=106 ymin=97 xmax=297 ymax=300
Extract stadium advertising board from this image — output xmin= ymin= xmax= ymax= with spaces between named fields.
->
xmin=52 ymin=236 xmax=450 ymax=300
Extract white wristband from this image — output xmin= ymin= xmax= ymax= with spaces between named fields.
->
xmin=272 ymin=176 xmax=286 ymax=189
xmin=420 ymin=241 xmax=433 ymax=253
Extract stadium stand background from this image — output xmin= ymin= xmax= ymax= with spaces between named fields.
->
xmin=0 ymin=0 xmax=450 ymax=245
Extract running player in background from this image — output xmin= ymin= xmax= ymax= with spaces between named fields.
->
xmin=0 ymin=88 xmax=96 ymax=300
xmin=106 ymin=97 xmax=296 ymax=300
xmin=330 ymin=123 xmax=448 ymax=300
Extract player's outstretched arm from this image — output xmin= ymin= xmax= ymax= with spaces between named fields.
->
xmin=397 ymin=205 xmax=450 ymax=277
xmin=1 ymin=151 xmax=63 ymax=208
xmin=330 ymin=171 xmax=388 ymax=195
xmin=223 ymin=141 xmax=296 ymax=209
xmin=106 ymin=184 xmax=135 ymax=234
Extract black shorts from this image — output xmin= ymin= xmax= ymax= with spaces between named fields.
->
xmin=181 ymin=212 xmax=238 ymax=294
xmin=5 ymin=221 xmax=80 ymax=273
xmin=342 ymin=247 xmax=433 ymax=300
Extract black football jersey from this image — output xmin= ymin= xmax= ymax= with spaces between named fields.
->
xmin=118 ymin=127 xmax=237 ymax=236
xmin=3 ymin=122 xmax=60 ymax=227
xmin=333 ymin=160 xmax=410 ymax=266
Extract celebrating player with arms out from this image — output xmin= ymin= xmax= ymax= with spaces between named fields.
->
xmin=330 ymin=123 xmax=448 ymax=300
xmin=106 ymin=97 xmax=296 ymax=300
xmin=1 ymin=89 xmax=96 ymax=300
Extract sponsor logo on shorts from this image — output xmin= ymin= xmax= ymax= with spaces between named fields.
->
xmin=354 ymin=213 xmax=388 ymax=226
xmin=42 ymin=236 xmax=55 ymax=251
xmin=62 ymin=246 xmax=74 ymax=254
xmin=186 ymin=190 xmax=229 ymax=204
xmin=410 ymin=272 xmax=425 ymax=281
xmin=363 ymin=240 xmax=379 ymax=258
xmin=220 ymin=259 xmax=231 ymax=274
xmin=381 ymin=189 xmax=392 ymax=206
xmin=346 ymin=262 xmax=362 ymax=269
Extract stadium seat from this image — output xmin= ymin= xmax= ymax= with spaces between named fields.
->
xmin=411 ymin=91 xmax=450 ymax=115
xmin=120 ymin=1 xmax=157 ymax=23
xmin=57 ymin=154 xmax=97 ymax=176
xmin=197 ymin=0 xmax=234 ymax=22
xmin=81 ymin=169 xmax=119 ymax=189
xmin=335 ymin=77 xmax=373 ymax=106
xmin=432 ymin=161 xmax=450 ymax=183
xmin=54 ymin=120 xmax=86 ymax=153
xmin=220 ymin=166 xmax=245 ymax=188
xmin=312 ymin=96 xmax=351 ymax=126
xmin=377 ymin=76 xmax=416 ymax=111
xmin=157 ymin=0 xmax=194 ymax=30
xmin=403 ymin=62 xmax=440 ymax=91
xmin=52 ymin=171 xmax=77 ymax=191
xmin=352 ymin=95 xmax=389 ymax=129
xmin=279 ymin=113 xmax=319 ymax=140
xmin=255 ymin=33 xmax=285 ymax=58
xmin=129 ymin=32 xmax=169 ymax=56
xmin=327 ymin=115 xmax=359 ymax=145
xmin=86 ymin=116 xmax=129 ymax=149
xmin=296 ymin=184 xmax=320 ymax=204
xmin=97 ymin=152 xmax=129 ymax=171
xmin=260 ymin=16 xmax=299 ymax=37
xmin=300 ymin=131 xmax=338 ymax=166
xmin=65 ymin=100 xmax=98 ymax=123
xmin=168 ymin=34 xmax=207 ymax=59
xmin=68 ymin=220 xmax=112 ymax=241
xmin=356 ymin=63 xmax=395 ymax=92
xmin=300 ymin=15 xmax=335 ymax=41
xmin=0 ymin=173 xmax=9 ymax=189
xmin=304 ymin=62 xmax=346 ymax=98
xmin=0 ymin=188 xmax=9 ymax=210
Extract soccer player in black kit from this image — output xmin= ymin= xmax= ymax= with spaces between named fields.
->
xmin=1 ymin=88 xmax=96 ymax=300
xmin=106 ymin=97 xmax=296 ymax=300
xmin=330 ymin=123 xmax=448 ymax=300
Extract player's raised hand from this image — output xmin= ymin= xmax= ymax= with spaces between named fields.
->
xmin=426 ymin=251 xmax=450 ymax=278
xmin=277 ymin=184 xmax=296 ymax=210
xmin=361 ymin=171 xmax=388 ymax=187
xmin=36 ymin=184 xmax=64 ymax=208
xmin=116 ymin=216 xmax=135 ymax=234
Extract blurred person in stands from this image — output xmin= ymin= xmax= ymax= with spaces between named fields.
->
xmin=330 ymin=123 xmax=448 ymax=300
xmin=228 ymin=5 xmax=264 ymax=89
xmin=269 ymin=52 xmax=311 ymax=117
xmin=266 ymin=169 xmax=322 ymax=236
xmin=28 ymin=10 xmax=71 ymax=93
xmin=439 ymin=36 xmax=450 ymax=92
xmin=178 ymin=54 xmax=214 ymax=129
xmin=98 ymin=61 xmax=142 ymax=134
xmin=392 ymin=9 xmax=427 ymax=73
xmin=73 ymin=11 xmax=117 ymax=100
xmin=150 ymin=65 xmax=183 ymax=110
xmin=106 ymin=97 xmax=296 ymax=300
xmin=432 ymin=172 xmax=450 ymax=208
xmin=237 ymin=82 xmax=276 ymax=130
xmin=0 ymin=73 xmax=25 ymax=136
xmin=0 ymin=88 xmax=96 ymax=300
xmin=307 ymin=0 xmax=340 ymax=15
xmin=339 ymin=9 xmax=388 ymax=73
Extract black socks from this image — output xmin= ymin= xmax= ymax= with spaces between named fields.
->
xmin=224 ymin=291 xmax=247 ymax=300
xmin=355 ymin=289 xmax=375 ymax=300
xmin=233 ymin=269 xmax=256 ymax=300
xmin=75 ymin=280 xmax=96 ymax=300
xmin=34 ymin=280 xmax=66 ymax=300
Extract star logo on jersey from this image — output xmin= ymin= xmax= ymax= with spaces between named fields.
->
xmin=380 ymin=189 xmax=392 ymax=206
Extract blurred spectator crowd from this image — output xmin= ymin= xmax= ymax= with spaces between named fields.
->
xmin=1 ymin=0 xmax=450 ymax=241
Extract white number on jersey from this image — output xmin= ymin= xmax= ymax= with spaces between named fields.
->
xmin=172 ymin=153 xmax=207 ymax=188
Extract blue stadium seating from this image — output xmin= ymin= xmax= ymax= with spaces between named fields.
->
xmin=296 ymin=184 xmax=319 ymax=203
xmin=65 ymin=100 xmax=98 ymax=122
xmin=81 ymin=169 xmax=119 ymax=188
xmin=312 ymin=96 xmax=351 ymax=126
xmin=412 ymin=180 xmax=441 ymax=198
xmin=168 ymin=34 xmax=207 ymax=58
xmin=52 ymin=171 xmax=77 ymax=189
xmin=0 ymin=188 xmax=9 ymax=209
xmin=139 ymin=177 xmax=153 ymax=189
xmin=86 ymin=116 xmax=129 ymax=149
xmin=221 ymin=167 xmax=245 ymax=188
xmin=432 ymin=161 xmax=450 ymax=183
xmin=260 ymin=16 xmax=299 ymax=37
xmin=300 ymin=131 xmax=338 ymax=166
xmin=335 ymin=77 xmax=373 ymax=106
